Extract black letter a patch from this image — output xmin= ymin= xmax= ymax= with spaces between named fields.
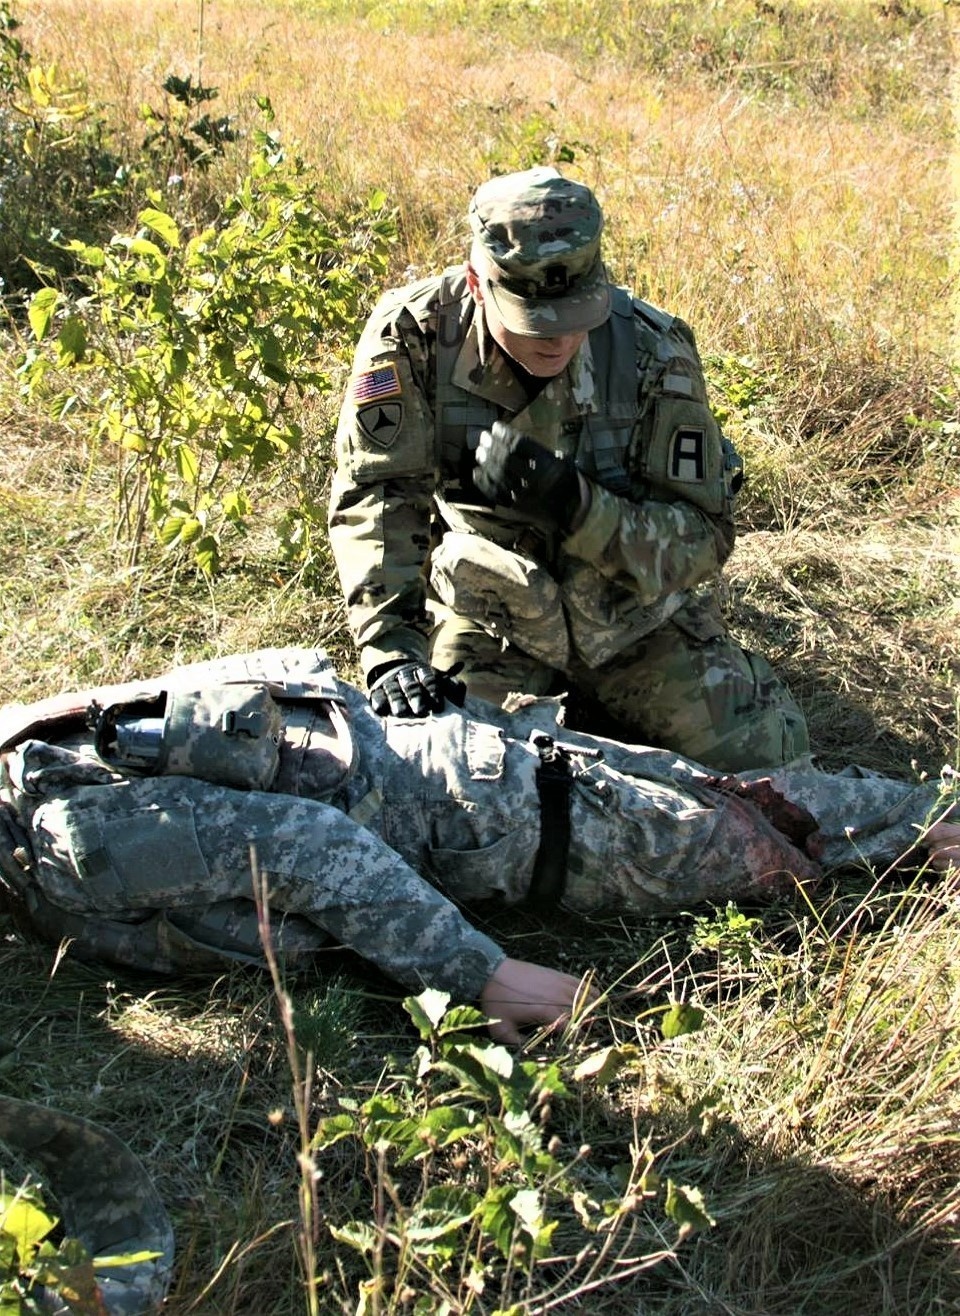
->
xmin=669 ymin=427 xmax=706 ymax=483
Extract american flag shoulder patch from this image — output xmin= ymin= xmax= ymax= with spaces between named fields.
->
xmin=353 ymin=363 xmax=402 ymax=405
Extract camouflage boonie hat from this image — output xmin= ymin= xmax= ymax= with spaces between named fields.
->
xmin=468 ymin=166 xmax=612 ymax=338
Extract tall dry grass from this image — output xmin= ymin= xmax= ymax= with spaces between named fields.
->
xmin=2 ymin=1 xmax=959 ymax=1312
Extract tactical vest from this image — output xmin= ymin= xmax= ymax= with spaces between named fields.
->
xmin=433 ymin=270 xmax=655 ymax=496
xmin=0 ymin=648 xmax=356 ymax=800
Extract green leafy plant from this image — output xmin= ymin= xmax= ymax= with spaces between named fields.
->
xmin=0 ymin=3 xmax=124 ymax=294
xmin=0 ymin=1178 xmax=155 ymax=1315
xmin=20 ymin=108 xmax=395 ymax=573
xmin=310 ymin=989 xmax=711 ymax=1312
xmin=691 ymin=900 xmax=764 ymax=967
xmin=139 ymin=72 xmax=238 ymax=177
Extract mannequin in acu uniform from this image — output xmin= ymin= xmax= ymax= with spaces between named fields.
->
xmin=2 ymin=648 xmax=956 ymax=1046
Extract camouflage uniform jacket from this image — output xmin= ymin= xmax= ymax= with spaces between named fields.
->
xmin=329 ymin=267 xmax=741 ymax=678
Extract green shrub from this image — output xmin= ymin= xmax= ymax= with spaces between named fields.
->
xmin=0 ymin=3 xmax=126 ymax=296
xmin=20 ymin=108 xmax=396 ymax=574
xmin=310 ymin=989 xmax=712 ymax=1313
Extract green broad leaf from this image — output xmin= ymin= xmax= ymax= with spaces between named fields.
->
xmin=533 ymin=1218 xmax=558 ymax=1258
xmin=0 ymin=1192 xmax=57 ymax=1259
xmin=509 ymin=1187 xmax=542 ymax=1237
xmin=404 ymin=988 xmax=450 ymax=1038
xmin=193 ymin=534 xmax=219 ymax=577
xmin=520 ymin=1058 xmax=569 ymax=1098
xmin=124 ymin=237 xmax=162 ymax=259
xmin=664 ymin=1180 xmax=715 ymax=1241
xmin=414 ymin=1104 xmax=475 ymax=1142
xmin=138 ymin=208 xmax=181 ymax=247
xmin=436 ymin=1003 xmax=491 ymax=1036
xmin=479 ymin=1185 xmax=516 ymax=1260
xmin=0 ymin=1229 xmax=16 ymax=1270
xmin=174 ymin=444 xmax=199 ymax=483
xmin=222 ymin=490 xmax=251 ymax=524
xmin=158 ymin=517 xmax=185 ymax=546
xmin=360 ymin=1093 xmax=405 ymax=1119
xmin=328 ymin=1220 xmax=378 ymax=1255
xmin=261 ymin=360 xmax=292 ymax=385
xmin=660 ymin=1002 xmax=705 ymax=1040
xmin=28 ymin=287 xmax=59 ymax=342
xmin=573 ymin=1044 xmax=637 ymax=1086
xmin=179 ymin=517 xmax=203 ymax=545
xmin=405 ymin=1185 xmax=478 ymax=1244
xmin=311 ymin=1112 xmax=357 ymax=1150
xmin=62 ymin=238 xmax=105 ymax=267
xmin=490 ymin=1114 xmax=554 ymax=1176
xmin=57 ymin=316 xmax=87 ymax=365
xmin=460 ymin=1041 xmax=514 ymax=1081
xmin=359 ymin=1094 xmax=417 ymax=1151
xmin=256 ymin=326 xmax=284 ymax=365
xmin=397 ymin=1104 xmax=477 ymax=1165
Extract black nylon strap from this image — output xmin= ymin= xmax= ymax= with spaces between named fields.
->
xmin=528 ymin=735 xmax=573 ymax=906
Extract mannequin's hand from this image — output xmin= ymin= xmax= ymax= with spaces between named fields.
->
xmin=479 ymin=956 xmax=594 ymax=1045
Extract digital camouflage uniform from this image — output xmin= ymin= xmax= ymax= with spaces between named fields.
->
xmin=0 ymin=649 xmax=953 ymax=1005
xmin=329 ymin=168 xmax=808 ymax=771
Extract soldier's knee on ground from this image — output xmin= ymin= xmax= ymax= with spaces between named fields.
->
xmin=688 ymin=702 xmax=810 ymax=773
xmin=577 ymin=623 xmax=810 ymax=771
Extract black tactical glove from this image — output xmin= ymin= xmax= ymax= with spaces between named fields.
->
xmin=474 ymin=421 xmax=583 ymax=535
xmin=367 ymin=660 xmax=446 ymax=718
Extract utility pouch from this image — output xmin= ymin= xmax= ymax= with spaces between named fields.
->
xmin=91 ymin=683 xmax=283 ymax=791
xmin=429 ymin=531 xmax=571 ymax=668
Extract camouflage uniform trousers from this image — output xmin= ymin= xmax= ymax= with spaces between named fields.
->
xmin=12 ymin=754 xmax=503 ymax=999
xmin=427 ymin=598 xmax=810 ymax=775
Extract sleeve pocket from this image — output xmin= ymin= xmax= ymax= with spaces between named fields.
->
xmin=34 ymin=798 xmax=213 ymax=912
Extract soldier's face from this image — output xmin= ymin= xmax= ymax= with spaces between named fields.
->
xmin=467 ymin=264 xmax=587 ymax=378
xmin=489 ymin=320 xmax=587 ymax=378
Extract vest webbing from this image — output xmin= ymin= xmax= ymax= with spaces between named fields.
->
xmin=432 ymin=270 xmax=653 ymax=494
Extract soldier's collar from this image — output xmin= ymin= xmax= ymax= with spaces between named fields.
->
xmin=452 ymin=309 xmax=596 ymax=414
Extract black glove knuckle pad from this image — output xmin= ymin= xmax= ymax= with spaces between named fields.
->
xmin=473 ymin=422 xmax=580 ymax=533
xmin=368 ymin=660 xmax=444 ymax=718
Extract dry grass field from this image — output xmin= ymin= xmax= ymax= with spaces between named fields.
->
xmin=1 ymin=1 xmax=959 ymax=1312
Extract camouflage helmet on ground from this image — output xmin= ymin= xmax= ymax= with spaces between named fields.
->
xmin=0 ymin=1096 xmax=174 ymax=1314
xmin=468 ymin=166 xmax=612 ymax=338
